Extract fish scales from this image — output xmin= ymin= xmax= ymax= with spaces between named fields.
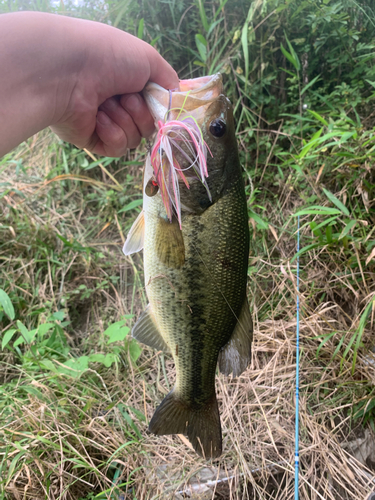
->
xmin=123 ymin=74 xmax=253 ymax=458
xmin=145 ymin=175 xmax=248 ymax=404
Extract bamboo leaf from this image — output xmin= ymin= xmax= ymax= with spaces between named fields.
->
xmin=118 ymin=199 xmax=143 ymax=213
xmin=306 ymin=109 xmax=328 ymax=126
xmin=322 ymin=188 xmax=350 ymax=216
xmin=280 ymin=43 xmax=298 ymax=70
xmin=301 ymin=74 xmax=321 ymax=95
xmin=196 ymin=0 xmax=209 ymax=32
xmin=137 ymin=18 xmax=144 ymax=40
xmin=338 ymin=220 xmax=357 ymax=240
xmin=248 ymin=209 xmax=268 ymax=229
xmin=241 ymin=22 xmax=249 ymax=87
xmin=195 ymin=34 xmax=207 ymax=62
xmin=299 ymin=127 xmax=323 ymax=158
xmin=294 ymin=206 xmax=341 ymax=216
xmin=1 ymin=328 xmax=16 ymax=350
xmin=0 ymin=289 xmax=15 ymax=320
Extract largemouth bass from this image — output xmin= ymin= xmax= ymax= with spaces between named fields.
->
xmin=123 ymin=74 xmax=252 ymax=459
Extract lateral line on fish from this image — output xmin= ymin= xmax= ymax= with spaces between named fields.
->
xmin=190 ymin=241 xmax=247 ymax=335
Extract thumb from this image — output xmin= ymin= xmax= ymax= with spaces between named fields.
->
xmin=143 ymin=44 xmax=179 ymax=90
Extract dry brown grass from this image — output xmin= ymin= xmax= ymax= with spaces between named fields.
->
xmin=1 ymin=132 xmax=375 ymax=500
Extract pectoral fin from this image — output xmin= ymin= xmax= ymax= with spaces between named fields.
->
xmin=155 ymin=217 xmax=185 ymax=268
xmin=122 ymin=210 xmax=145 ymax=256
xmin=218 ymin=298 xmax=253 ymax=377
xmin=132 ymin=304 xmax=170 ymax=353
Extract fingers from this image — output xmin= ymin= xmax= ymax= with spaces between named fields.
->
xmin=120 ymin=94 xmax=155 ymax=137
xmin=92 ymin=93 xmax=155 ymax=157
xmin=94 ymin=110 xmax=127 ymax=156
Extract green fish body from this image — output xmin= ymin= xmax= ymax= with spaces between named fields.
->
xmin=124 ymin=75 xmax=252 ymax=458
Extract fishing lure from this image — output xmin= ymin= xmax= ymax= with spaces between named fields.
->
xmin=150 ymin=91 xmax=212 ymax=228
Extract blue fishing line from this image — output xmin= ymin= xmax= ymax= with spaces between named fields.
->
xmin=294 ymin=215 xmax=300 ymax=499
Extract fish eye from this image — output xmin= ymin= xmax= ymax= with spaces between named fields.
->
xmin=209 ymin=118 xmax=226 ymax=138
xmin=145 ymin=178 xmax=159 ymax=197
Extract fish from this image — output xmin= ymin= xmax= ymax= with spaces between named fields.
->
xmin=123 ymin=74 xmax=252 ymax=459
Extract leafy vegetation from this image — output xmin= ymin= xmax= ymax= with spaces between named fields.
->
xmin=1 ymin=0 xmax=375 ymax=499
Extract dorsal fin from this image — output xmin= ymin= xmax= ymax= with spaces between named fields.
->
xmin=123 ymin=210 xmax=145 ymax=256
xmin=218 ymin=298 xmax=253 ymax=377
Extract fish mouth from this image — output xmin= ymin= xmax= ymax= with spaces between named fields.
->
xmin=143 ymin=73 xmax=223 ymax=125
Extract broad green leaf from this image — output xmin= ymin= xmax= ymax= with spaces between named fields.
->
xmin=0 ymin=289 xmax=15 ymax=320
xmin=196 ymin=0 xmax=209 ymax=32
xmin=129 ymin=339 xmax=142 ymax=363
xmin=88 ymin=353 xmax=117 ymax=367
xmin=309 ymin=216 xmax=339 ymax=232
xmin=280 ymin=43 xmax=299 ymax=72
xmin=339 ymin=220 xmax=357 ymax=240
xmin=290 ymin=243 xmax=321 ymax=262
xmin=195 ymin=34 xmax=207 ymax=62
xmin=39 ymin=359 xmax=57 ymax=372
xmin=241 ymin=22 xmax=249 ymax=85
xmin=88 ymin=353 xmax=106 ymax=364
xmin=306 ymin=109 xmax=328 ymax=126
xmin=51 ymin=310 xmax=65 ymax=321
xmin=1 ymin=328 xmax=16 ymax=350
xmin=301 ymin=75 xmax=321 ymax=95
xmin=16 ymin=320 xmax=31 ymax=344
xmin=340 ymin=131 xmax=357 ymax=142
xmin=137 ymin=18 xmax=144 ymax=40
xmin=285 ymin=32 xmax=300 ymax=71
xmin=104 ymin=321 xmax=130 ymax=344
xmin=248 ymin=209 xmax=268 ymax=229
xmin=322 ymin=188 xmax=350 ymax=216
xmin=118 ymin=199 xmax=143 ymax=213
xmin=299 ymin=128 xmax=323 ymax=158
xmin=38 ymin=323 xmax=55 ymax=337
xmin=103 ymin=353 xmax=117 ymax=367
xmin=294 ymin=206 xmax=341 ymax=216
xmin=57 ymin=356 xmax=89 ymax=378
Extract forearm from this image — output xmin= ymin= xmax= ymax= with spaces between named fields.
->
xmin=0 ymin=12 xmax=89 ymax=157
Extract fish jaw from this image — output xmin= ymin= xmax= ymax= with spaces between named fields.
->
xmin=143 ymin=73 xmax=223 ymax=125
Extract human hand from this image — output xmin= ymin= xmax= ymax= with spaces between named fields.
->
xmin=50 ymin=16 xmax=179 ymax=156
xmin=0 ymin=12 xmax=179 ymax=157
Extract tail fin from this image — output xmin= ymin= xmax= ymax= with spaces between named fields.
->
xmin=148 ymin=390 xmax=222 ymax=459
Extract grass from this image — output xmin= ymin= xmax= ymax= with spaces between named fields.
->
xmin=1 ymin=0 xmax=375 ymax=498
xmin=1 ymin=128 xmax=374 ymax=499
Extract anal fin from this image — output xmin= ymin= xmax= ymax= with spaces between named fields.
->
xmin=132 ymin=304 xmax=170 ymax=353
xmin=123 ymin=210 xmax=145 ymax=256
xmin=218 ymin=298 xmax=253 ymax=377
